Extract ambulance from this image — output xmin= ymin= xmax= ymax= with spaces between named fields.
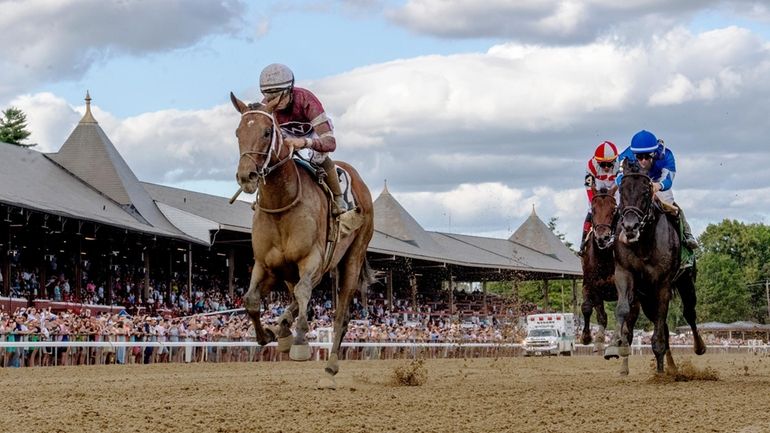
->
xmin=522 ymin=313 xmax=576 ymax=356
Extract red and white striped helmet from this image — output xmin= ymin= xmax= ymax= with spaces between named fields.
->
xmin=593 ymin=141 xmax=618 ymax=162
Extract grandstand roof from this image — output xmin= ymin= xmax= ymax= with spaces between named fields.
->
xmin=0 ymin=94 xmax=581 ymax=277
xmin=373 ymin=183 xmax=442 ymax=251
xmin=47 ymin=95 xmax=181 ymax=236
xmin=0 ymin=142 xmax=196 ymax=242
xmin=509 ymin=206 xmax=579 ymax=267
xmin=370 ymin=188 xmax=581 ymax=276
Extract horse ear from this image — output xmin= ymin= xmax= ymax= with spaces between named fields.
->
xmin=230 ymin=92 xmax=247 ymax=113
xmin=264 ymin=93 xmax=283 ymax=113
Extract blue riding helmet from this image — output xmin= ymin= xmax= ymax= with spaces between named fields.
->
xmin=630 ymin=130 xmax=658 ymax=154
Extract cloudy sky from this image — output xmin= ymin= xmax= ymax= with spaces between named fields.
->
xmin=2 ymin=0 xmax=769 ymax=246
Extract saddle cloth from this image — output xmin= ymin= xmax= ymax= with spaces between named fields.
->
xmin=294 ymin=157 xmax=357 ymax=211
xmin=653 ymin=197 xmax=694 ymax=269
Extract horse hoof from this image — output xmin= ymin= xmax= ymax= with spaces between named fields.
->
xmin=277 ymin=335 xmax=293 ymax=353
xmin=290 ymin=344 xmax=312 ymax=361
xmin=695 ymin=340 xmax=707 ymax=355
xmin=618 ymin=345 xmax=630 ymax=357
xmin=604 ymin=346 xmax=620 ymax=360
xmin=262 ymin=327 xmax=277 ymax=344
xmin=317 ymin=375 xmax=336 ymax=390
xmin=581 ymin=336 xmax=592 ymax=345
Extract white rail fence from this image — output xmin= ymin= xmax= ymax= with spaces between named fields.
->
xmin=0 ymin=341 xmax=767 ymax=367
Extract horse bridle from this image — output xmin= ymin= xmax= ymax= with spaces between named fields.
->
xmin=238 ymin=109 xmax=301 ymax=213
xmin=590 ymin=192 xmax=617 ymax=249
xmin=239 ymin=109 xmax=295 ymax=184
xmin=619 ymin=173 xmax=654 ymax=233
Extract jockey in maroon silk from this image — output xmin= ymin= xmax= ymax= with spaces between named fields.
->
xmin=259 ymin=63 xmax=348 ymax=216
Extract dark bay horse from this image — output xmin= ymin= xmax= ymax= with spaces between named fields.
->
xmin=580 ymin=186 xmax=619 ymax=349
xmin=606 ymin=159 xmax=705 ymax=375
xmin=230 ymin=93 xmax=374 ymax=388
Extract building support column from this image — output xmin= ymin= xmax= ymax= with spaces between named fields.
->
xmin=187 ymin=244 xmax=192 ymax=301
xmin=448 ymin=269 xmax=454 ymax=316
xmin=409 ymin=273 xmax=417 ymax=316
xmin=572 ymin=279 xmax=578 ymax=318
xmin=386 ymin=269 xmax=393 ymax=313
xmin=75 ymin=240 xmax=82 ymax=301
xmin=1 ymin=224 xmax=9 ymax=296
xmin=144 ymin=249 xmax=151 ymax=301
xmin=542 ymin=278 xmax=549 ymax=312
xmin=482 ymin=281 xmax=488 ymax=315
xmin=228 ymin=248 xmax=235 ymax=299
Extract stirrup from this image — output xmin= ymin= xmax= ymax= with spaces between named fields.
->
xmin=331 ymin=197 xmax=348 ymax=217
xmin=684 ymin=237 xmax=698 ymax=250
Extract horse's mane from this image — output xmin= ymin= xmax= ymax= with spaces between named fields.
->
xmin=247 ymin=102 xmax=265 ymax=111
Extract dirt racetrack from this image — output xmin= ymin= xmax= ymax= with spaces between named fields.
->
xmin=2 ymin=353 xmax=770 ymax=433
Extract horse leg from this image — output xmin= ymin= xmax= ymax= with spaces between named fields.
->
xmin=605 ymin=267 xmax=633 ymax=360
xmin=320 ymin=255 xmax=369 ymax=389
xmin=243 ymin=264 xmax=276 ymax=346
xmin=274 ymin=290 xmax=298 ymax=353
xmin=663 ymin=323 xmax=678 ymax=375
xmin=594 ymin=301 xmax=609 ymax=352
xmin=676 ymin=271 xmax=706 ymax=355
xmin=650 ymin=287 xmax=672 ymax=375
xmin=580 ymin=288 xmax=594 ymax=345
xmin=619 ymin=299 xmax=640 ymax=376
xmin=289 ymin=252 xmax=323 ymax=362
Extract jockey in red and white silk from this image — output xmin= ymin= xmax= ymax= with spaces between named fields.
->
xmin=585 ymin=140 xmax=619 ymax=201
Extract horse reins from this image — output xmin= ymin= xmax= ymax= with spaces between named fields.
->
xmin=239 ymin=109 xmax=301 ymax=213
xmin=619 ymin=173 xmax=654 ymax=232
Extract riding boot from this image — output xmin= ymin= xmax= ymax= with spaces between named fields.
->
xmin=678 ymin=206 xmax=698 ymax=250
xmin=320 ymin=156 xmax=348 ymax=216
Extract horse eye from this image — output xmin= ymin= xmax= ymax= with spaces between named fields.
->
xmin=264 ymin=127 xmax=272 ymax=138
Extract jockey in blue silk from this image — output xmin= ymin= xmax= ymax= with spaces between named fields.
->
xmin=616 ymin=130 xmax=698 ymax=250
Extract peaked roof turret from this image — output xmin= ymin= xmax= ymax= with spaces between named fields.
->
xmin=509 ymin=206 xmax=563 ymax=258
xmin=80 ymin=90 xmax=97 ymax=124
xmin=373 ymin=184 xmax=442 ymax=251
xmin=47 ymin=92 xmax=182 ymax=234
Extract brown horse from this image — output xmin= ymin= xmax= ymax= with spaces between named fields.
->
xmin=230 ymin=93 xmax=374 ymax=388
xmin=605 ymin=159 xmax=705 ymax=375
xmin=580 ymin=186 xmax=620 ymax=349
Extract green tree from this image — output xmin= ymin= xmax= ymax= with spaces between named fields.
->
xmin=0 ymin=107 xmax=34 ymax=146
xmin=696 ymin=219 xmax=770 ymax=323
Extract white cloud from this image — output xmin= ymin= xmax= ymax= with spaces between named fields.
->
xmin=387 ymin=0 xmax=769 ymax=42
xmin=0 ymin=0 xmax=245 ymax=101
xmin=14 ymin=23 xmax=770 ymax=245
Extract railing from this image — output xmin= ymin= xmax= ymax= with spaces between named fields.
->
xmin=0 ymin=340 xmax=767 ymax=368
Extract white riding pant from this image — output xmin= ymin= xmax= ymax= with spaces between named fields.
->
xmin=656 ymin=189 xmax=674 ymax=206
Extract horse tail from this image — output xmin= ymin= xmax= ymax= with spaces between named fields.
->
xmin=358 ymin=258 xmax=375 ymax=297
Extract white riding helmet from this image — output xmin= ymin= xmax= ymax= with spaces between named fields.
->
xmin=259 ymin=63 xmax=294 ymax=93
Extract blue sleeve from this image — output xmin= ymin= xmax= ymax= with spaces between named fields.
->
xmin=658 ymin=149 xmax=676 ymax=191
